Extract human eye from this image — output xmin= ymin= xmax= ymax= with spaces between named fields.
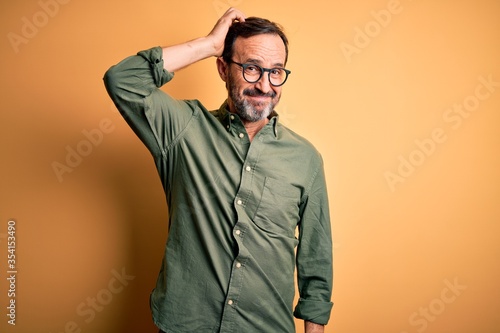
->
xmin=245 ymin=64 xmax=260 ymax=73
xmin=270 ymin=68 xmax=283 ymax=76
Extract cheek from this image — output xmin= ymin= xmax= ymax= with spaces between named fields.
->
xmin=228 ymin=72 xmax=247 ymax=92
xmin=273 ymin=88 xmax=282 ymax=99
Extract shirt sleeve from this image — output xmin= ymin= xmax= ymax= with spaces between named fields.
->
xmin=294 ymin=159 xmax=334 ymax=325
xmin=103 ymin=46 xmax=196 ymax=158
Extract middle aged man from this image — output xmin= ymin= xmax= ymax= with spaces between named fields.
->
xmin=104 ymin=7 xmax=333 ymax=333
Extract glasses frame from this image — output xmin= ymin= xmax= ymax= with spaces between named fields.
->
xmin=227 ymin=60 xmax=291 ymax=87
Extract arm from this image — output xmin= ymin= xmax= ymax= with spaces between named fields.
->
xmin=162 ymin=7 xmax=245 ymax=72
xmin=305 ymin=321 xmax=325 ymax=333
xmin=103 ymin=8 xmax=245 ymax=155
xmin=294 ymin=161 xmax=334 ymax=327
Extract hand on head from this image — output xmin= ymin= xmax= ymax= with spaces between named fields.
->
xmin=207 ymin=7 xmax=246 ymax=57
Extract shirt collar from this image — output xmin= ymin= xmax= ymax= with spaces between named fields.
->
xmin=216 ymin=100 xmax=279 ymax=139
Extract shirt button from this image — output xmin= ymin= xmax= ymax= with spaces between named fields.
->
xmin=228 ymin=300 xmax=233 ymax=305
xmin=239 ymin=133 xmax=244 ymax=138
xmin=245 ymin=166 xmax=251 ymax=172
xmin=236 ymin=199 xmax=242 ymax=205
xmin=236 ymin=262 xmax=242 ymax=268
xmin=230 ymin=115 xmax=235 ymax=120
xmin=235 ymin=230 xmax=241 ymax=236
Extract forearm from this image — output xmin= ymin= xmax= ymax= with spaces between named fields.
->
xmin=162 ymin=36 xmax=217 ymax=72
xmin=305 ymin=321 xmax=325 ymax=333
xmin=162 ymin=7 xmax=245 ymax=72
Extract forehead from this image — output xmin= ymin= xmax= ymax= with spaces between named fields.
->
xmin=233 ymin=34 xmax=286 ymax=65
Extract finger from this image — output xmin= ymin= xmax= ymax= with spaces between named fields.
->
xmin=224 ymin=7 xmax=246 ymax=23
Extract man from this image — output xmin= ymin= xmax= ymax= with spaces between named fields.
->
xmin=104 ymin=8 xmax=333 ymax=333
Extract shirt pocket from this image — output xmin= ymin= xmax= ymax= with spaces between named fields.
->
xmin=252 ymin=177 xmax=301 ymax=238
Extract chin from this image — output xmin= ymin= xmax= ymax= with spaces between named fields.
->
xmin=244 ymin=104 xmax=273 ymax=122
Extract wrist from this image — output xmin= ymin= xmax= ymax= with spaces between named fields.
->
xmin=202 ymin=35 xmax=222 ymax=58
xmin=305 ymin=321 xmax=325 ymax=333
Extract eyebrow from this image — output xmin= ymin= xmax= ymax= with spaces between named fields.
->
xmin=245 ymin=58 xmax=285 ymax=68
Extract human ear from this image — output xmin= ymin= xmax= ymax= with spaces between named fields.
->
xmin=216 ymin=57 xmax=228 ymax=82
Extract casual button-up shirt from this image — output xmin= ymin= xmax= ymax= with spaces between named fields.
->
xmin=104 ymin=46 xmax=333 ymax=333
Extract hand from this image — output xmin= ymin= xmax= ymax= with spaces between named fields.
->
xmin=161 ymin=7 xmax=245 ymax=72
xmin=305 ymin=321 xmax=325 ymax=333
xmin=206 ymin=7 xmax=246 ymax=57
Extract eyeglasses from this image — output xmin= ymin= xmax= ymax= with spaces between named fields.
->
xmin=227 ymin=60 xmax=291 ymax=87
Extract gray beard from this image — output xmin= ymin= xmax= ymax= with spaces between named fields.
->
xmin=228 ymin=74 xmax=277 ymax=123
xmin=234 ymin=96 xmax=273 ymax=122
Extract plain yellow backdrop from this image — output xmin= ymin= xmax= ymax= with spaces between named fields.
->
xmin=1 ymin=0 xmax=499 ymax=332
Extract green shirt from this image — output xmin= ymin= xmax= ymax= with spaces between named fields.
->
xmin=104 ymin=46 xmax=333 ymax=333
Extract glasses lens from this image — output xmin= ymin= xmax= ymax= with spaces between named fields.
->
xmin=242 ymin=64 xmax=262 ymax=83
xmin=269 ymin=68 xmax=286 ymax=86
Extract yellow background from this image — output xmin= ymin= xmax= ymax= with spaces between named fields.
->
xmin=1 ymin=0 xmax=499 ymax=332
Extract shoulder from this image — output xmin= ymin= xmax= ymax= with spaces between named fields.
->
xmin=277 ymin=122 xmax=324 ymax=162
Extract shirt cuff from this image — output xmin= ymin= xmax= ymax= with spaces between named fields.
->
xmin=137 ymin=46 xmax=174 ymax=88
xmin=293 ymin=298 xmax=333 ymax=325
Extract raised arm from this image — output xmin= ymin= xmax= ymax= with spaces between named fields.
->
xmin=162 ymin=7 xmax=246 ymax=72
xmin=103 ymin=8 xmax=245 ymax=156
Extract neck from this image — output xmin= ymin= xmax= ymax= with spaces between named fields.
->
xmin=242 ymin=118 xmax=269 ymax=142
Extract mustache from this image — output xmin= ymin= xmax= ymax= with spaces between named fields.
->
xmin=243 ymin=88 xmax=276 ymax=98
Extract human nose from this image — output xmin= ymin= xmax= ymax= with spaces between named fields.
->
xmin=254 ymin=71 xmax=273 ymax=94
